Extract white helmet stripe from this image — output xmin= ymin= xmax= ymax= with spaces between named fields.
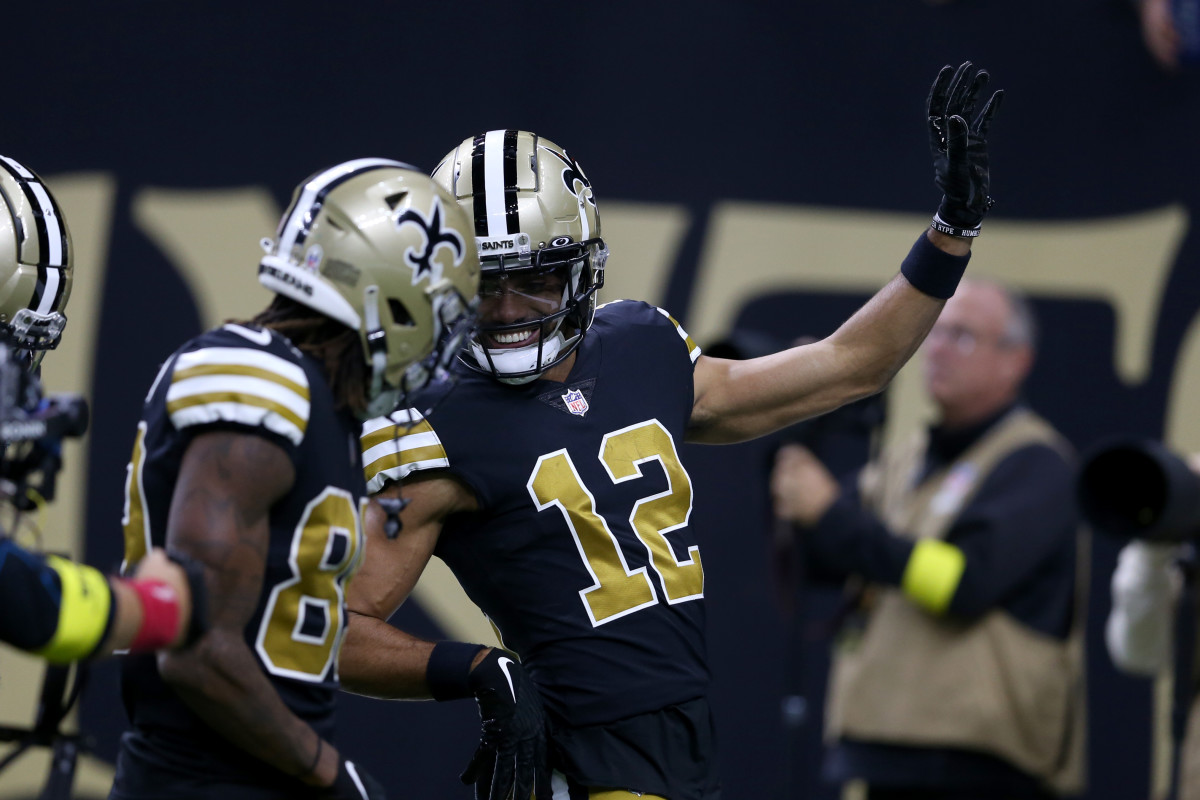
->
xmin=482 ymin=130 xmax=509 ymax=238
xmin=274 ymin=157 xmax=412 ymax=259
xmin=27 ymin=182 xmax=64 ymax=267
xmin=35 ymin=268 xmax=59 ymax=316
xmin=0 ymin=155 xmax=67 ymax=269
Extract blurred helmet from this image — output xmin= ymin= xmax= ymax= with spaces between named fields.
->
xmin=432 ymin=130 xmax=606 ymax=384
xmin=258 ymin=158 xmax=480 ymax=417
xmin=0 ymin=155 xmax=72 ymax=366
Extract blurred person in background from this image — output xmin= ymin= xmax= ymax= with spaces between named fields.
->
xmin=771 ymin=279 xmax=1087 ymax=799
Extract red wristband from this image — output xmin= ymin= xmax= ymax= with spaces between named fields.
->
xmin=126 ymin=578 xmax=182 ymax=652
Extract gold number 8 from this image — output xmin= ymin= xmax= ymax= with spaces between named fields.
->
xmin=255 ymin=487 xmax=364 ymax=681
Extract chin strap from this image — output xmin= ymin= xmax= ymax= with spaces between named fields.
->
xmin=362 ymin=285 xmax=388 ymax=401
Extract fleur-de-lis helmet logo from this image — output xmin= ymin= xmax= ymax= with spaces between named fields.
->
xmin=394 ymin=196 xmax=465 ymax=285
xmin=545 ymin=148 xmax=596 ymax=208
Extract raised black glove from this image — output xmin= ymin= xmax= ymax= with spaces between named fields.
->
xmin=320 ymin=757 xmax=387 ymax=800
xmin=460 ymin=648 xmax=551 ymax=800
xmin=927 ymin=61 xmax=1004 ymax=233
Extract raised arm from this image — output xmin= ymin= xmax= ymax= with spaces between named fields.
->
xmin=156 ymin=431 xmax=349 ymax=791
xmin=689 ymin=62 xmax=1003 ymax=445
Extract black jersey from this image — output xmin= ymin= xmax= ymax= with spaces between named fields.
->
xmin=117 ymin=323 xmax=366 ymax=785
xmin=362 ymin=300 xmax=708 ymax=727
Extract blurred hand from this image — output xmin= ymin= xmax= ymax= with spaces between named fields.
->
xmin=770 ymin=444 xmax=839 ymax=527
xmin=131 ymin=548 xmax=193 ymax=649
xmin=1141 ymin=0 xmax=1182 ymax=71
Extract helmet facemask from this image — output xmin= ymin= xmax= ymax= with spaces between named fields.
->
xmin=432 ymin=130 xmax=608 ymax=385
xmin=470 ymin=239 xmax=605 ymax=384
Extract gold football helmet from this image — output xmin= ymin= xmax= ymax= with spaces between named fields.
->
xmin=0 ymin=155 xmax=72 ymax=366
xmin=432 ymin=131 xmax=606 ymax=384
xmin=258 ymin=159 xmax=480 ymax=417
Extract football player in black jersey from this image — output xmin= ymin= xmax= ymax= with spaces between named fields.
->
xmin=342 ymin=63 xmax=1003 ymax=800
xmin=0 ymin=154 xmax=202 ymax=662
xmin=109 ymin=161 xmax=480 ymax=800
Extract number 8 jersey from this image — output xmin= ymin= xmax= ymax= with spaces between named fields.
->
xmin=363 ymin=300 xmax=708 ymax=728
xmin=119 ymin=323 xmax=367 ymax=780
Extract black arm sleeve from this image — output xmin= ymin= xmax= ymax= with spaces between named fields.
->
xmin=802 ymin=482 xmax=915 ymax=587
xmin=0 ymin=538 xmax=64 ymax=650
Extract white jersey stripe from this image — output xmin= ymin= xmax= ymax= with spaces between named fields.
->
xmin=361 ymin=431 xmax=441 ymax=468
xmin=365 ymin=456 xmax=450 ymax=495
xmin=174 ymin=347 xmax=308 ymax=388
xmin=167 ymin=374 xmax=310 ymax=421
xmin=483 ymin=130 xmax=508 ymax=238
xmin=170 ymin=401 xmax=305 ymax=446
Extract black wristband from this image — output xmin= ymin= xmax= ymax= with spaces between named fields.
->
xmin=426 ymin=641 xmax=487 ymax=701
xmin=167 ymin=549 xmax=209 ymax=648
xmin=900 ymin=232 xmax=971 ymax=300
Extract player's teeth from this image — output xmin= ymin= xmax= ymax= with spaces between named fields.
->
xmin=495 ymin=329 xmax=535 ymax=344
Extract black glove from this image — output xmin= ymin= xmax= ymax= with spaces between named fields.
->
xmin=320 ymin=757 xmax=387 ymax=800
xmin=927 ymin=61 xmax=1005 ymax=232
xmin=460 ymin=648 xmax=551 ymax=800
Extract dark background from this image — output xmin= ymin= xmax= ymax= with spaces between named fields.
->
xmin=1 ymin=0 xmax=1196 ymax=797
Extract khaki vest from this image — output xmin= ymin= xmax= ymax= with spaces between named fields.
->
xmin=825 ymin=409 xmax=1088 ymax=795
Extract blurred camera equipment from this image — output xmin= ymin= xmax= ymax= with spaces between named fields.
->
xmin=1077 ymin=437 xmax=1200 ymax=542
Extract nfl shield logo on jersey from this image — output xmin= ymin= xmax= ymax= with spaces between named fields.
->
xmin=562 ymin=388 xmax=589 ymax=417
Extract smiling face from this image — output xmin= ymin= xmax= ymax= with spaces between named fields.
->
xmin=477 ymin=266 xmax=569 ymax=349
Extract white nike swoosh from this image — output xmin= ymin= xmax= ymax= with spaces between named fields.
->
xmin=223 ymin=324 xmax=273 ymax=346
xmin=497 ymin=656 xmax=517 ymax=702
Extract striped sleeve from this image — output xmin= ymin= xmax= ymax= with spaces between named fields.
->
xmin=361 ymin=408 xmax=449 ymax=494
xmin=166 ymin=346 xmax=311 ymax=446
xmin=655 ymin=307 xmax=702 ymax=363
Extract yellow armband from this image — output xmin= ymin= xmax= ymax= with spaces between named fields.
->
xmin=31 ymin=555 xmax=113 ymax=663
xmin=900 ymin=539 xmax=966 ymax=615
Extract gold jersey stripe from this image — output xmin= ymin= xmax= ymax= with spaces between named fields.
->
xmin=661 ymin=310 xmax=699 ymax=355
xmin=360 ymin=419 xmax=435 ymax=453
xmin=364 ymin=443 xmax=448 ymax=481
xmin=173 ymin=363 xmax=310 ymax=399
xmin=167 ymin=392 xmax=308 ymax=434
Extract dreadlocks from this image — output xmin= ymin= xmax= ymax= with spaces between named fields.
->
xmin=239 ymin=295 xmax=369 ymax=416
